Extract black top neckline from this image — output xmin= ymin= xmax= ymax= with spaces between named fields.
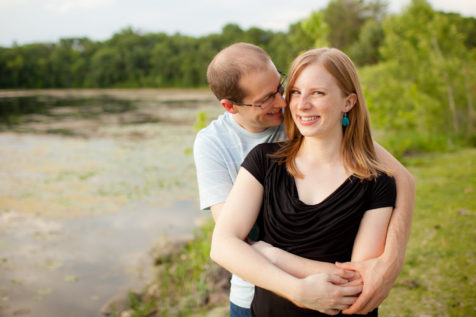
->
xmin=291 ymin=175 xmax=354 ymax=207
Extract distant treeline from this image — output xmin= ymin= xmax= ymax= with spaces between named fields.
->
xmin=1 ymin=0 xmax=475 ymax=152
xmin=0 ymin=0 xmax=473 ymax=89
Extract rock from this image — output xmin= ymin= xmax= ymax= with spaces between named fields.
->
xmin=120 ymin=310 xmax=133 ymax=317
xmin=458 ymin=209 xmax=471 ymax=215
xmin=153 ymin=235 xmax=193 ymax=265
xmin=101 ymin=292 xmax=141 ymax=316
xmin=13 ymin=309 xmax=31 ymax=316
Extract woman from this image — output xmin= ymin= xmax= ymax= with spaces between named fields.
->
xmin=210 ymin=48 xmax=396 ymax=316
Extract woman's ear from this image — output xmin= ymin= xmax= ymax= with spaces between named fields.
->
xmin=344 ymin=93 xmax=357 ymax=112
xmin=221 ymin=99 xmax=238 ymax=114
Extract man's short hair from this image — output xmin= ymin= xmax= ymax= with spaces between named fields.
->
xmin=207 ymin=42 xmax=272 ymax=102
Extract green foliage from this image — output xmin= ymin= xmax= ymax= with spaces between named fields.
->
xmin=125 ymin=292 xmax=157 ymax=317
xmin=348 ymin=18 xmax=384 ymax=65
xmin=145 ymin=219 xmax=228 ymax=316
xmin=324 ymin=0 xmax=387 ymax=51
xmin=300 ymin=11 xmax=330 ymax=48
xmin=360 ymin=0 xmax=475 ymax=152
xmin=194 ymin=110 xmax=209 ymax=132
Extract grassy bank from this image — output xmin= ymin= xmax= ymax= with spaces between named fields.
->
xmin=380 ymin=148 xmax=476 ymax=316
xmin=126 ymin=147 xmax=475 ymax=317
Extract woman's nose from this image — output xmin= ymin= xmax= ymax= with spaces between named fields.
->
xmin=297 ymin=94 xmax=311 ymax=110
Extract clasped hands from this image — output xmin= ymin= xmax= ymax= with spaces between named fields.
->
xmin=251 ymin=240 xmax=374 ymax=315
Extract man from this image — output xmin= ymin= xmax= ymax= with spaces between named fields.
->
xmin=193 ymin=42 xmax=414 ymax=316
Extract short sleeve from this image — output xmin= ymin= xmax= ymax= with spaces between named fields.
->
xmin=241 ymin=143 xmax=278 ymax=185
xmin=367 ymin=173 xmax=397 ymax=210
xmin=193 ymin=132 xmax=233 ymax=210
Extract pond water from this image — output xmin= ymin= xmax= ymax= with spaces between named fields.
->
xmin=0 ymin=90 xmax=220 ymax=316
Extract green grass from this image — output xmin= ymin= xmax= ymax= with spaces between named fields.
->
xmin=130 ymin=148 xmax=476 ymax=317
xmin=380 ymin=148 xmax=476 ymax=316
xmin=125 ymin=220 xmax=229 ymax=317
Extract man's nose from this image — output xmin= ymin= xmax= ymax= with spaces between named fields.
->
xmin=275 ymin=94 xmax=286 ymax=108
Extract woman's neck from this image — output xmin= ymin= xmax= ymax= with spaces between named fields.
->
xmin=298 ymin=133 xmax=343 ymax=167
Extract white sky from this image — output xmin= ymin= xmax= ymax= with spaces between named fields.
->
xmin=0 ymin=0 xmax=475 ymax=47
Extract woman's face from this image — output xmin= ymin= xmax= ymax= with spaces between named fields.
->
xmin=288 ymin=62 xmax=354 ymax=139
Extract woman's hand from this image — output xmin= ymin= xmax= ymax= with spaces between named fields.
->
xmin=290 ymin=273 xmax=362 ymax=315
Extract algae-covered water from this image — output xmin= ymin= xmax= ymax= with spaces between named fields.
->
xmin=0 ymin=89 xmax=221 ymax=317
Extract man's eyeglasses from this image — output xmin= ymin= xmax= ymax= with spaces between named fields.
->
xmin=230 ymin=70 xmax=287 ymax=109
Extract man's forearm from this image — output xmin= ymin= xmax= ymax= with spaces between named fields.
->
xmin=381 ymin=169 xmax=415 ymax=272
xmin=374 ymin=142 xmax=415 ymax=273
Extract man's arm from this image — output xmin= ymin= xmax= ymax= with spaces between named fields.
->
xmin=337 ymin=142 xmax=415 ymax=315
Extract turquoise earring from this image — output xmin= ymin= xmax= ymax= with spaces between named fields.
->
xmin=342 ymin=113 xmax=349 ymax=127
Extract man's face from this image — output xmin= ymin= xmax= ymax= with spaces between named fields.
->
xmin=233 ymin=64 xmax=286 ymax=133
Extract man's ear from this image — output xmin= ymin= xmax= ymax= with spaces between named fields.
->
xmin=344 ymin=93 xmax=357 ymax=112
xmin=220 ymin=99 xmax=238 ymax=114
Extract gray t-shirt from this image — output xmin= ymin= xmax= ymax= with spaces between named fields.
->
xmin=193 ymin=111 xmax=286 ymax=308
xmin=194 ymin=111 xmax=286 ymax=210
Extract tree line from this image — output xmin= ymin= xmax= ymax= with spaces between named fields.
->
xmin=0 ymin=0 xmax=475 ymax=151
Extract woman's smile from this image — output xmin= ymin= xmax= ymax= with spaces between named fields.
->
xmin=297 ymin=115 xmax=320 ymax=125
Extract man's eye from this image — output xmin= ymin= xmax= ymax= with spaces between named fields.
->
xmin=261 ymin=96 xmax=272 ymax=104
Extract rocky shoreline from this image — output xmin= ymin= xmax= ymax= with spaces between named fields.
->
xmin=100 ymin=234 xmax=231 ymax=317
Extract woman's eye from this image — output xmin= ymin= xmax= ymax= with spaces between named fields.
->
xmin=313 ymin=91 xmax=324 ymax=95
xmin=290 ymin=89 xmax=300 ymax=95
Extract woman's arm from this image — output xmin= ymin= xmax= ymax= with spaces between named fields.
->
xmin=251 ymin=240 xmax=356 ymax=279
xmin=210 ymin=168 xmax=362 ymax=314
xmin=351 ymin=207 xmax=393 ymax=261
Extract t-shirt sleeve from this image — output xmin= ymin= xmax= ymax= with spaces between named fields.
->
xmin=367 ymin=173 xmax=397 ymax=210
xmin=193 ymin=131 xmax=233 ymax=210
xmin=241 ymin=143 xmax=275 ymax=185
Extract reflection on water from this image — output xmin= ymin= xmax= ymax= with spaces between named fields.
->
xmin=0 ymin=200 xmax=208 ymax=317
xmin=0 ymin=91 xmax=218 ymax=316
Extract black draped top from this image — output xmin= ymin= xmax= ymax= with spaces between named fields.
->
xmin=241 ymin=142 xmax=396 ymax=317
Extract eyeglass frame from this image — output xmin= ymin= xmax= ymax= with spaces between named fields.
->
xmin=229 ymin=70 xmax=287 ymax=109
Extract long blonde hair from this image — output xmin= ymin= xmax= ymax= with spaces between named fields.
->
xmin=273 ymin=47 xmax=388 ymax=180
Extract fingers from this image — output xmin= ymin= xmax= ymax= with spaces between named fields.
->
xmin=337 ymin=269 xmax=356 ymax=280
xmin=358 ymin=293 xmax=384 ymax=315
xmin=335 ymin=261 xmax=357 ymax=271
xmin=326 ymin=274 xmax=350 ymax=285
xmin=325 ymin=309 xmax=341 ymax=316
xmin=340 ymin=284 xmax=363 ymax=297
xmin=326 ymin=299 xmax=359 ymax=315
xmin=342 ymin=278 xmax=363 ymax=286
xmin=341 ymin=289 xmax=369 ymax=314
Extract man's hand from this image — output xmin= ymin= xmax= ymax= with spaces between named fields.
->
xmin=336 ymin=255 xmax=401 ymax=315
xmin=290 ymin=273 xmax=363 ymax=315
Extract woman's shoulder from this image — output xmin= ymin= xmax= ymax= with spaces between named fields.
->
xmin=243 ymin=142 xmax=282 ymax=170
xmin=248 ymin=141 xmax=283 ymax=158
xmin=253 ymin=141 xmax=282 ymax=152
xmin=367 ymin=171 xmax=397 ymax=206
xmin=374 ymin=171 xmax=396 ymax=184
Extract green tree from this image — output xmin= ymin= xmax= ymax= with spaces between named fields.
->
xmin=348 ymin=19 xmax=384 ymax=65
xmin=324 ymin=0 xmax=387 ymax=50
xmin=362 ymin=0 xmax=475 ymax=154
